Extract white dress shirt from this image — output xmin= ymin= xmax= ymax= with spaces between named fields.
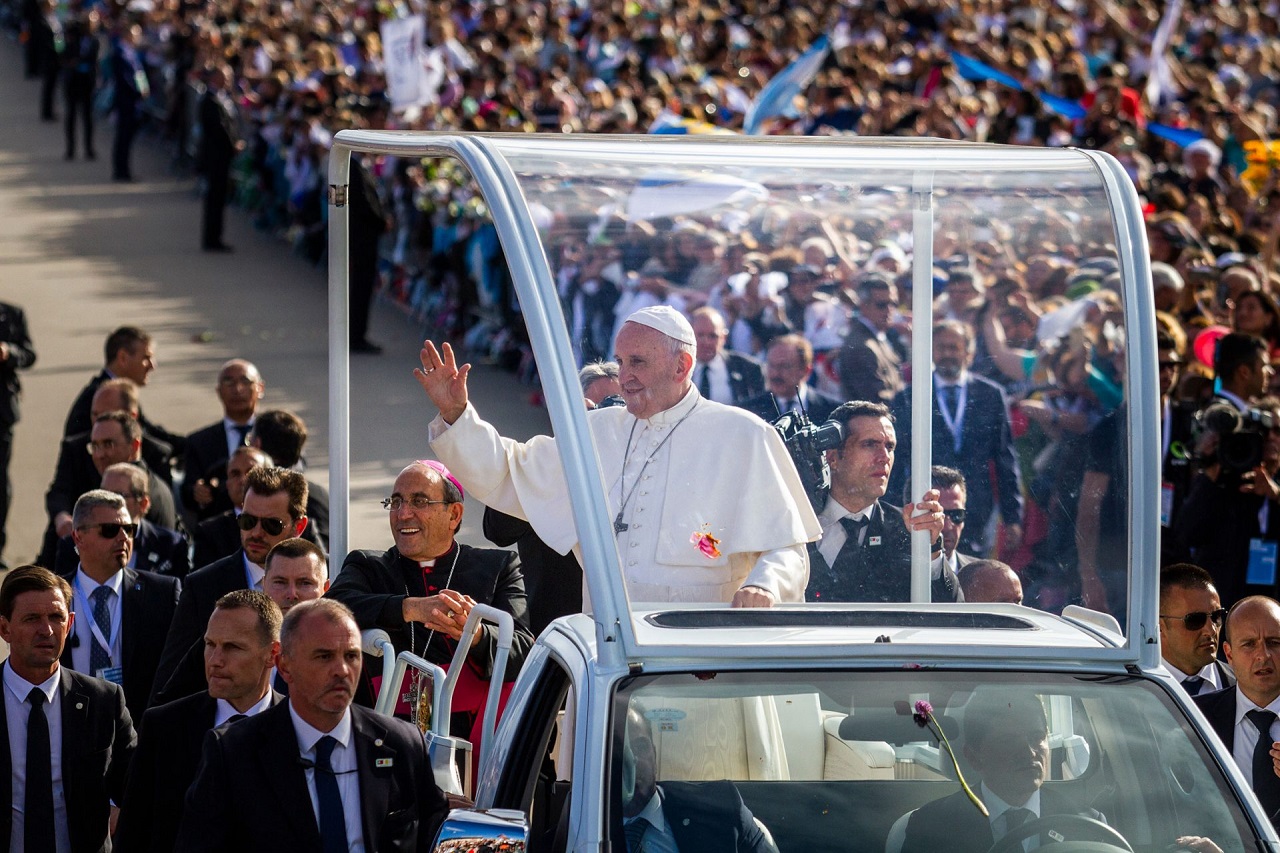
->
xmin=213 ymin=691 xmax=273 ymax=727
xmin=223 ymin=416 xmax=255 ymax=458
xmin=70 ymin=569 xmax=124 ymax=678
xmin=1160 ymin=658 xmax=1223 ymax=694
xmin=815 ymin=500 xmax=945 ymax=575
xmin=625 ymin=786 xmax=678 ymax=853
xmin=981 ymin=783 xmax=1042 ymax=852
xmin=4 ymin=663 xmax=69 ymax=853
xmin=289 ymin=705 xmax=364 ymax=852
xmin=242 ymin=553 xmax=265 ymax=592
xmin=693 ymin=356 xmax=733 ymax=405
xmin=1232 ymin=689 xmax=1280 ymax=787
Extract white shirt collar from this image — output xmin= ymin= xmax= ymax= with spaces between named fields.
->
xmin=242 ymin=552 xmax=265 ymax=589
xmin=629 ymin=785 xmax=670 ymax=833
xmin=1233 ymin=688 xmax=1280 ymax=727
xmin=222 ymin=416 xmax=254 ymax=432
xmin=3 ymin=660 xmax=59 ymax=705
xmin=214 ymin=691 xmax=274 ymax=727
xmin=75 ymin=567 xmax=124 ymax=599
xmin=935 ymin=370 xmax=968 ymax=387
xmin=1161 ymin=657 xmax=1220 ymax=688
xmin=289 ymin=702 xmax=353 ymax=753
xmin=979 ymin=782 xmax=1042 ymax=822
xmin=645 ymin=385 xmax=700 ymax=426
xmin=1218 ymin=389 xmax=1251 ymax=412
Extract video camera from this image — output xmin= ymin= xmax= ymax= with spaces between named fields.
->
xmin=770 ymin=396 xmax=844 ymax=511
xmin=1192 ymin=402 xmax=1277 ymax=479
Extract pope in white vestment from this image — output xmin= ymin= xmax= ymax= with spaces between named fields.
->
xmin=420 ymin=306 xmax=821 ymax=606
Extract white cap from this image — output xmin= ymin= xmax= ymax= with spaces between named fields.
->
xmin=625 ymin=305 xmax=696 ymax=346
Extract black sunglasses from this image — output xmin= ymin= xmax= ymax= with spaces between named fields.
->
xmin=77 ymin=522 xmax=138 ymax=539
xmin=237 ymin=512 xmax=288 ymax=536
xmin=1160 ymin=609 xmax=1227 ymax=631
xmin=943 ymin=509 xmax=966 ymax=524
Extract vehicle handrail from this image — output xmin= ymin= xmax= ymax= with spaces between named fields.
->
xmin=445 ymin=604 xmax=514 ymax=773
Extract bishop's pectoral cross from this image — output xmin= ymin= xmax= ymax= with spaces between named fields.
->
xmin=614 ymin=513 xmax=629 ymax=535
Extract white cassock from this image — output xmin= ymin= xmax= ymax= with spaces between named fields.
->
xmin=429 ymin=386 xmax=820 ymax=605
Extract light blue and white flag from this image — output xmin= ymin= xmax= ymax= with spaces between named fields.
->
xmin=744 ymin=35 xmax=831 ymax=135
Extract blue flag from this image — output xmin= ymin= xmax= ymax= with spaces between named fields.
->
xmin=949 ymin=51 xmax=1023 ymax=90
xmin=1038 ymin=93 xmax=1086 ymax=120
xmin=744 ymin=36 xmax=831 ymax=135
xmin=1147 ymin=123 xmax=1204 ymax=148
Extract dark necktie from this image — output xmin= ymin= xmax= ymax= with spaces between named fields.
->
xmin=1182 ymin=675 xmax=1205 ymax=696
xmin=89 ymin=585 xmax=113 ymax=674
xmin=232 ymin=423 xmax=251 ymax=447
xmin=941 ymin=383 xmax=960 ymax=416
xmin=25 ymin=688 xmax=55 ymax=853
xmin=624 ymin=817 xmax=650 ymax=853
xmin=1003 ymin=807 xmax=1033 ymax=835
xmin=698 ymin=365 xmax=712 ymax=400
xmin=1249 ymin=709 xmax=1280 ymax=818
xmin=840 ymin=515 xmax=869 ymax=547
xmin=828 ymin=515 xmax=870 ymax=579
xmin=225 ymin=713 xmax=248 ymax=725
xmin=315 ymin=735 xmax=349 ymax=853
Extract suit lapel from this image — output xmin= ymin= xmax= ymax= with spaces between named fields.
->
xmin=353 ymin=709 xmax=399 ymax=851
xmin=0 ymin=664 xmax=11 ymax=841
xmin=255 ymin=703 xmax=324 ymax=845
xmin=121 ymin=568 xmax=139 ymax=682
xmin=59 ymin=669 xmax=92 ymax=851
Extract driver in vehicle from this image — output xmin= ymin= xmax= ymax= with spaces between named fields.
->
xmin=416 ymin=305 xmax=820 ymax=607
xmin=621 ymin=704 xmax=779 ymax=853
xmin=900 ymin=692 xmax=1105 ymax=853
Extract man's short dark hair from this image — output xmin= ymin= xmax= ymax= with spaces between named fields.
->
xmin=280 ymin=598 xmax=355 ymax=657
xmin=930 ymin=465 xmax=966 ymax=496
xmin=1214 ymin=332 xmax=1267 ymax=381
xmin=94 ymin=410 xmax=142 ymax=444
xmin=856 ymin=273 xmax=895 ymax=299
xmin=0 ymin=565 xmax=72 ymax=619
xmin=104 ymin=326 xmax=151 ymax=364
xmin=251 ymin=410 xmax=308 ymax=468
xmin=829 ymin=401 xmax=894 ymax=437
xmin=1159 ymin=562 xmax=1217 ymax=605
xmin=245 ymin=465 xmax=308 ymax=521
xmin=214 ymin=589 xmax=282 ymax=645
xmin=265 ymin=538 xmax=326 ymax=572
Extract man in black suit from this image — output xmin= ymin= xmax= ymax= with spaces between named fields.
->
xmin=837 ymin=274 xmax=904 ymax=405
xmin=621 ymin=703 xmax=778 ymax=853
xmin=152 ymin=465 xmax=308 ymax=704
xmin=63 ymin=326 xmax=185 ymax=456
xmin=174 ymin=599 xmax=450 ymax=852
xmin=1195 ymin=596 xmax=1280 ymax=827
xmin=116 ymin=589 xmax=283 ymax=853
xmin=44 ymin=408 xmax=178 ymax=568
xmin=901 ymin=692 xmax=1104 ymax=852
xmin=183 ymin=359 xmax=265 ymax=522
xmin=349 ymin=155 xmax=389 ymax=353
xmin=329 ymin=460 xmax=534 ymax=732
xmin=192 ymin=445 xmax=274 ymax=567
xmin=888 ymin=320 xmax=1023 ymax=556
xmin=61 ymin=10 xmax=98 ymax=160
xmin=59 ymin=490 xmax=180 ymax=721
xmin=0 ymin=300 xmax=35 ymax=568
xmin=55 ymin=463 xmax=189 ymax=579
xmin=806 ymin=401 xmax=960 ymax=603
xmin=198 ymin=65 xmax=240 ymax=252
xmin=691 ymin=306 xmax=764 ymax=406
xmin=250 ymin=409 xmax=329 ymax=550
xmin=739 ymin=333 xmax=841 ymax=424
xmin=932 ymin=466 xmax=978 ymax=577
xmin=1159 ymin=333 xmax=1196 ymax=561
xmin=0 ymin=564 xmax=136 ymax=853
xmin=109 ymin=23 xmax=147 ymax=182
xmin=1161 ymin=563 xmax=1234 ymax=695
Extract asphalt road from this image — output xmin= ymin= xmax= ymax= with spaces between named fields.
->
xmin=0 ymin=35 xmax=551 ymax=571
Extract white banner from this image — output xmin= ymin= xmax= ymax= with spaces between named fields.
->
xmin=380 ymin=15 xmax=426 ymax=112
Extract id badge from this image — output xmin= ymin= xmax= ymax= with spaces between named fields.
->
xmin=1247 ymin=538 xmax=1278 ymax=587
xmin=96 ymin=666 xmax=123 ymax=686
xmin=1160 ymin=482 xmax=1175 ymax=527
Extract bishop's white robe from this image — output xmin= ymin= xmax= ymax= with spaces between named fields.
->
xmin=429 ymin=387 xmax=820 ymax=604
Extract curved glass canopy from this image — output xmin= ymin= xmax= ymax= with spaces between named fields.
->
xmin=327 ymin=133 xmax=1156 ymax=667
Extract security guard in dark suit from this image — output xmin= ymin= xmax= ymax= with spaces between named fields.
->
xmin=0 ymin=302 xmax=35 ymax=568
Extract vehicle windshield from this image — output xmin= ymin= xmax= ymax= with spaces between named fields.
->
xmin=394 ymin=136 xmax=1141 ymax=637
xmin=609 ymin=670 xmax=1257 ymax=852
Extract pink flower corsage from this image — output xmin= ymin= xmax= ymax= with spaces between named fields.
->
xmin=690 ymin=526 xmax=722 ymax=559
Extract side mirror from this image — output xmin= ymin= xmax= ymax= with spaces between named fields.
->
xmin=432 ymin=808 xmax=529 ymax=853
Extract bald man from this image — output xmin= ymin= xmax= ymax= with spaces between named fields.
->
xmin=958 ymin=560 xmax=1023 ymax=605
xmin=183 ymin=359 xmax=266 ymax=521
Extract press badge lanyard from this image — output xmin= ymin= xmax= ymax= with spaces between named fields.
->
xmin=74 ymin=575 xmax=123 ymax=666
xmin=936 ymin=381 xmax=967 ymax=454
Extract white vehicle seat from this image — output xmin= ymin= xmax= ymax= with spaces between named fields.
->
xmin=821 ymin=716 xmax=896 ymax=780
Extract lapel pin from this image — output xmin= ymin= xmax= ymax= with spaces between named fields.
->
xmin=374 ymin=738 xmax=384 ymax=747
xmin=76 ymin=702 xmax=84 ymax=710
xmin=682 ymin=819 xmax=690 ymax=826
xmin=376 ymin=758 xmax=393 ymax=768
xmin=869 ymin=536 xmax=882 ymax=546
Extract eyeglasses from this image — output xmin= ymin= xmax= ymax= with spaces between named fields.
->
xmin=942 ymin=508 xmax=966 ymax=524
xmin=381 ymin=495 xmax=451 ymax=512
xmin=77 ymin=522 xmax=138 ymax=539
xmin=237 ymin=513 xmax=288 ymax=536
xmin=86 ymin=439 xmax=120 ymax=455
xmin=1159 ymin=608 xmax=1227 ymax=630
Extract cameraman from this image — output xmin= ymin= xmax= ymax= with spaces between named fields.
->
xmin=1174 ymin=389 xmax=1280 ymax=608
xmin=806 ymin=401 xmax=961 ymax=603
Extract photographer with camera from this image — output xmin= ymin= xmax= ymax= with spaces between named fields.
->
xmin=806 ymin=401 xmax=960 ymax=603
xmin=1174 ymin=333 xmax=1280 ymax=606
